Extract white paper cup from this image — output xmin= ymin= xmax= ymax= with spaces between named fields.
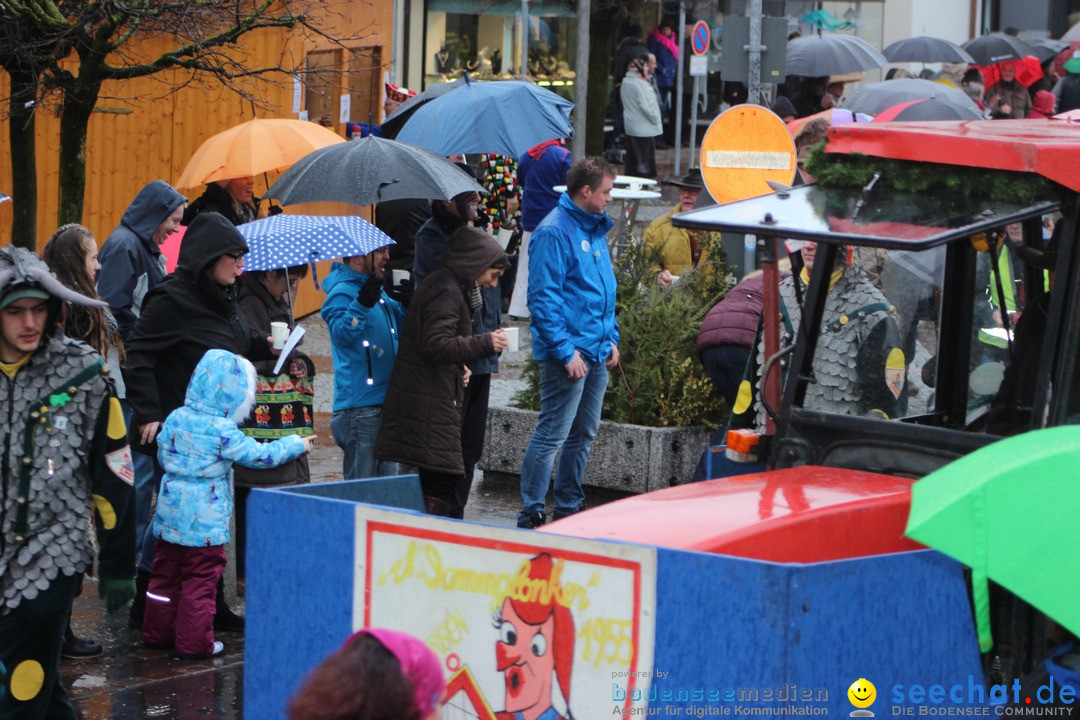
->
xmin=503 ymin=326 xmax=519 ymax=352
xmin=270 ymin=322 xmax=289 ymax=349
xmin=391 ymin=268 xmax=410 ymax=288
xmin=495 ymin=227 xmax=514 ymax=250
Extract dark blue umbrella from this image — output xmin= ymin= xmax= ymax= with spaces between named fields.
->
xmin=393 ymin=77 xmax=573 ymax=157
xmin=237 ymin=214 xmax=394 ymax=272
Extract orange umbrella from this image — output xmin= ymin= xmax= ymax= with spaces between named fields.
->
xmin=176 ymin=118 xmax=345 ymax=189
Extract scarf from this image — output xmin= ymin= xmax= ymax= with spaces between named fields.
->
xmin=650 ymin=27 xmax=680 ymax=60
xmin=467 ymin=282 xmax=483 ymax=313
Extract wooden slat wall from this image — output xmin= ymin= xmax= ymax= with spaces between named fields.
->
xmin=0 ymin=1 xmax=391 ymax=318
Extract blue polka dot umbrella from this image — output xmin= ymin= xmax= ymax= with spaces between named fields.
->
xmin=237 ymin=214 xmax=394 ymax=272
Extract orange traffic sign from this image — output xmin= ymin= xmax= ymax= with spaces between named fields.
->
xmin=699 ymin=105 xmax=797 ymax=205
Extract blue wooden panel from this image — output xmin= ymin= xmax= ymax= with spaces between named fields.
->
xmin=284 ymin=473 xmax=424 ymax=511
xmin=243 ymin=487 xmax=358 ymax=720
xmin=787 ymin=550 xmax=984 ymax=716
xmin=649 ymin=549 xmax=792 ymax=710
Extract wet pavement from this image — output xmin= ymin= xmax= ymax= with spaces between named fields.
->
xmin=60 ymin=156 xmax=681 ymax=716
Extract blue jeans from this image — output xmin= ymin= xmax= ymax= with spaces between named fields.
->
xmin=123 ymin=400 xmax=166 ymax=573
xmin=518 ymin=358 xmax=608 ymax=521
xmin=330 ymin=405 xmax=399 ymax=480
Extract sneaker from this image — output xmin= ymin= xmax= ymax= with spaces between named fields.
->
xmin=61 ymin=627 xmax=103 ymax=659
xmin=516 ymin=511 xmax=546 ymax=529
xmin=177 ymin=641 xmax=224 ymax=660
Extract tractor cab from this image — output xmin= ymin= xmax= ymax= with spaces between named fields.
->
xmin=674 ymin=119 xmax=1080 ymax=479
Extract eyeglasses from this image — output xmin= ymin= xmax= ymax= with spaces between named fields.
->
xmin=225 ymin=251 xmax=247 ymax=261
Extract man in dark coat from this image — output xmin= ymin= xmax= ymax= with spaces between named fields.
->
xmin=181 ymin=177 xmax=260 ymax=226
xmin=697 ymin=273 xmax=770 ymax=407
xmin=413 ymin=177 xmax=502 ymax=518
xmin=376 ymin=227 xmax=509 ymax=516
xmin=97 ymin=180 xmax=186 ymax=339
xmin=125 ymin=211 xmax=272 ymax=632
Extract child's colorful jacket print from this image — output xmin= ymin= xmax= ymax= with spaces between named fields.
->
xmin=154 ymin=349 xmax=306 ymax=547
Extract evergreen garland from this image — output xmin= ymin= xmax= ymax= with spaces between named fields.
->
xmin=804 ymin=142 xmax=1063 ymax=205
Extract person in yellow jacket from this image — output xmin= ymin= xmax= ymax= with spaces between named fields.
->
xmin=642 ymin=167 xmax=718 ymax=286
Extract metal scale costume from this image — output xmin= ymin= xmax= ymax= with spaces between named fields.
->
xmin=735 ymin=262 xmax=907 ymax=431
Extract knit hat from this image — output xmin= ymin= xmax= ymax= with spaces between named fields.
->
xmin=349 ymin=628 xmax=444 ymax=717
xmin=385 ymin=82 xmax=417 ymax=104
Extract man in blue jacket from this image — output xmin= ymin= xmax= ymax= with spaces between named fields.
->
xmin=322 ymin=240 xmax=403 ymax=480
xmin=517 ymin=157 xmax=620 ymax=528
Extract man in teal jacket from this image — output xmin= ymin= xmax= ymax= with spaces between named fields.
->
xmin=518 ymin=157 xmax=620 ymax=528
xmin=321 ymin=241 xmax=403 ymax=480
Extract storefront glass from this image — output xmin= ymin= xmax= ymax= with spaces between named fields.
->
xmin=424 ymin=0 xmax=577 ymax=100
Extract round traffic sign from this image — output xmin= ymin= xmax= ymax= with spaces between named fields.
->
xmin=699 ymin=105 xmax=797 ymax=205
xmin=691 ymin=21 xmax=710 ymax=56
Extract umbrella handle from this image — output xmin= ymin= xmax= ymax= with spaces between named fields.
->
xmin=972 ymin=488 xmax=993 ymax=653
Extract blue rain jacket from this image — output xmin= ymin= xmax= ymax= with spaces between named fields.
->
xmin=154 ymin=349 xmax=306 ymax=547
xmin=527 ymin=192 xmax=619 ymax=365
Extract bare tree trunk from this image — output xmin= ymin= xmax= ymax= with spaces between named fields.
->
xmin=586 ymin=19 xmax=615 ymax=157
xmin=57 ymin=79 xmax=100 ymax=226
xmin=7 ymin=67 xmax=38 ymax=250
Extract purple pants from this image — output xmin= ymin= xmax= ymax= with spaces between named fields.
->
xmin=142 ymin=540 xmax=226 ymax=656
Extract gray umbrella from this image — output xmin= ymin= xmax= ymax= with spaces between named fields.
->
xmin=883 ymin=36 xmax=975 ymax=64
xmin=786 ymin=34 xmax=887 ymax=76
xmin=1030 ymin=39 xmax=1071 ymax=63
xmin=265 ymin=135 xmax=486 ymax=208
xmin=961 ymin=34 xmax=1036 ymax=66
xmin=845 ymin=78 xmax=980 ymax=115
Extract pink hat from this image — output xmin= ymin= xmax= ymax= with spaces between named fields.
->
xmin=349 ymin=628 xmax=444 ymax=717
xmin=385 ymin=82 xmax=416 ymax=104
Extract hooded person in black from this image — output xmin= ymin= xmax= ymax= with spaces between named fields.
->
xmin=376 ymin=226 xmax=509 ymax=516
xmin=124 ymin=211 xmax=270 ymax=632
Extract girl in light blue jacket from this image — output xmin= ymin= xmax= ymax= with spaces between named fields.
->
xmin=143 ymin=349 xmax=313 ymax=658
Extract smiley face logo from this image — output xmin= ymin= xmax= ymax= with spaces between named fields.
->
xmin=848 ymin=678 xmax=876 ymax=716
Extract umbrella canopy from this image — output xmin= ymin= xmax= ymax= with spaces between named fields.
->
xmin=976 ymin=55 xmax=1044 ymax=89
xmin=845 ymin=77 xmax=980 ymax=115
xmin=236 ymin=214 xmax=394 ymax=272
xmin=872 ymin=96 xmax=984 ymax=122
xmin=882 ymin=36 xmax=975 ymax=64
xmin=1053 ymin=43 xmax=1080 ymax=78
xmin=786 ymin=107 xmax=874 ymax=135
xmin=265 ymin=136 xmax=486 ymax=208
xmin=785 ymin=33 xmax=887 ymax=77
xmin=961 ymin=33 xmax=1036 ymax=66
xmin=1029 ymin=38 xmax=1071 ymax=64
xmin=381 ymin=76 xmax=468 ymax=139
xmin=176 ymin=118 xmax=345 ymax=189
xmin=906 ymin=426 xmax=1080 ymax=651
xmin=1064 ymin=21 xmax=1080 ymax=41
xmin=393 ymin=78 xmax=574 ymax=157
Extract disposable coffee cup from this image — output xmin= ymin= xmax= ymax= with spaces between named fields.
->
xmin=503 ymin=326 xmax=520 ymax=352
xmin=270 ymin=322 xmax=289 ymax=349
xmin=495 ymin=227 xmax=514 ymax=250
xmin=391 ymin=268 xmax=410 ymax=288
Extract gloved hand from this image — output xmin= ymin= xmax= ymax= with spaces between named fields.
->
xmin=99 ymin=576 xmax=136 ymax=614
xmin=356 ymin=274 xmax=383 ymax=308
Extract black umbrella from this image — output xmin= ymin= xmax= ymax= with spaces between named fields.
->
xmin=883 ymin=36 xmax=975 ymax=64
xmin=381 ymin=76 xmax=468 ymax=139
xmin=786 ymin=33 xmax=887 ymax=76
xmin=1030 ymin=39 xmax=1071 ymax=64
xmin=845 ymin=78 xmax=980 ymax=115
xmin=264 ymin=135 xmax=486 ymax=208
xmin=961 ymin=34 xmax=1036 ymax=66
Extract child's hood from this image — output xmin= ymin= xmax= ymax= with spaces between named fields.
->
xmin=184 ymin=348 xmax=257 ymax=423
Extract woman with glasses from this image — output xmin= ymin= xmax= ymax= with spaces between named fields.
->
xmin=125 ymin=211 xmax=276 ymax=636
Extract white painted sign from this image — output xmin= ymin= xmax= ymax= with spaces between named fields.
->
xmin=292 ymin=76 xmax=303 ymax=115
xmin=689 ymin=54 xmax=709 ymax=77
xmin=353 ymin=507 xmax=657 ymax=720
xmin=339 ymin=93 xmax=351 ymax=124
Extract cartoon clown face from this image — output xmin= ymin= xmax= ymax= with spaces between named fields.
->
xmin=495 ymin=596 xmax=556 ymax=715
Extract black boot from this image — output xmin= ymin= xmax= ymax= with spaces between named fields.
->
xmin=127 ymin=567 xmax=152 ymax=630
xmin=424 ymin=496 xmax=451 ymax=517
xmin=61 ymin=624 xmax=103 ymax=659
xmin=214 ymin=575 xmax=245 ymax=633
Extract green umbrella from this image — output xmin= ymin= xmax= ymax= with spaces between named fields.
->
xmin=906 ymin=426 xmax=1080 ymax=653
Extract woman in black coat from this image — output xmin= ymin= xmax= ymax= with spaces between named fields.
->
xmin=124 ymin=211 xmax=272 ymax=631
xmin=375 ymin=226 xmax=509 ymax=517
